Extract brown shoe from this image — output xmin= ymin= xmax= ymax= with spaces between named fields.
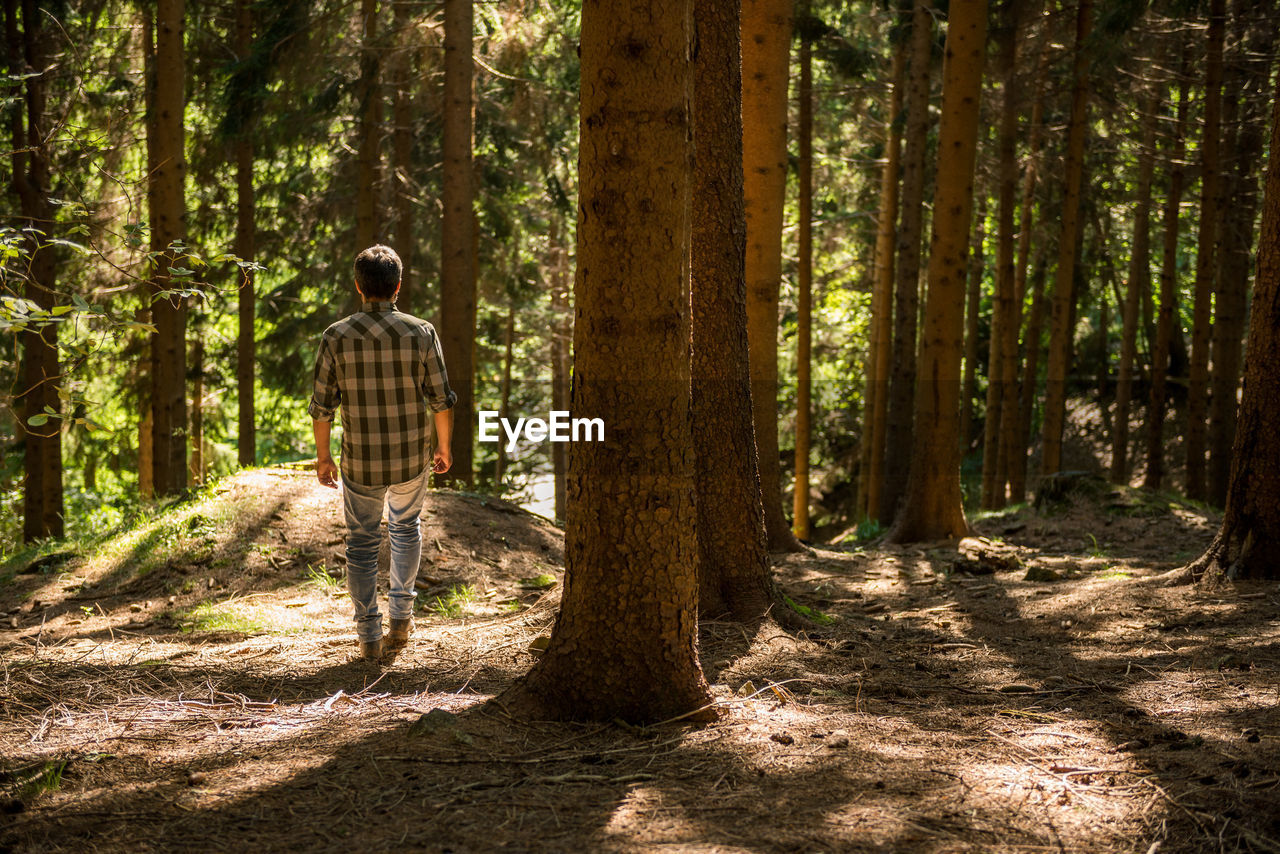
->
xmin=358 ymin=637 xmax=383 ymax=661
xmin=386 ymin=617 xmax=413 ymax=652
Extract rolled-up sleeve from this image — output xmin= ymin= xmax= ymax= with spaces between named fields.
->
xmin=308 ymin=333 xmax=340 ymax=421
xmin=423 ymin=327 xmax=457 ymax=413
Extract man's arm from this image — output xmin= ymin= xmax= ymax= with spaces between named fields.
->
xmin=433 ymin=408 xmax=453 ymax=474
xmin=314 ymin=420 xmax=339 ymax=488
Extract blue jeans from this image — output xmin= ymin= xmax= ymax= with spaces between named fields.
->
xmin=341 ymin=468 xmax=428 ymax=642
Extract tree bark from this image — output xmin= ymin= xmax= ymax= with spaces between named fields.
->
xmin=959 ymin=187 xmax=986 ymax=454
xmin=860 ymin=41 xmax=906 ymax=523
xmin=881 ymin=2 xmax=933 ymax=526
xmin=1183 ymin=73 xmax=1280 ymax=583
xmin=1145 ymin=51 xmax=1190 ymax=491
xmin=1040 ymin=0 xmax=1092 ymax=477
xmin=149 ymin=0 xmax=187 ymax=497
xmin=549 ymin=219 xmax=570 ymax=521
xmin=392 ymin=0 xmax=415 ymax=312
xmin=501 ymin=0 xmax=714 ymax=721
xmin=355 ymin=0 xmax=381 ymax=255
xmin=1186 ymin=0 xmax=1226 ymax=501
xmin=741 ymin=0 xmax=798 ymax=550
xmin=189 ymin=335 xmax=204 ymax=485
xmin=494 ymin=300 xmax=515 ymax=485
xmin=440 ymin=0 xmax=476 ymax=486
xmin=234 ymin=0 xmax=255 ymax=468
xmin=793 ymin=0 xmax=813 ymax=540
xmin=886 ymin=0 xmax=987 ymax=544
xmin=1014 ymin=252 xmax=1047 ymax=502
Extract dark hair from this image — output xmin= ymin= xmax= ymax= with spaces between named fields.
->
xmin=354 ymin=245 xmax=402 ymax=299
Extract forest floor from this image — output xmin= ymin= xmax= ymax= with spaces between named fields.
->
xmin=1 ymin=467 xmax=1278 ymax=853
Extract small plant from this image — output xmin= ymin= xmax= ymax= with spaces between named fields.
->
xmin=79 ymin=604 xmax=94 ymax=618
xmin=854 ymin=517 xmax=884 ymax=543
xmin=303 ymin=563 xmax=343 ymax=591
xmin=424 ymin=583 xmax=477 ymax=619
xmin=1086 ymin=534 xmax=1109 ymax=559
xmin=782 ymin=594 xmax=834 ymax=625
xmin=518 ymin=573 xmax=556 ymax=590
xmin=181 ymin=601 xmax=266 ymax=634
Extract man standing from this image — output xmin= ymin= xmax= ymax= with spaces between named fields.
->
xmin=309 ymin=245 xmax=456 ymax=661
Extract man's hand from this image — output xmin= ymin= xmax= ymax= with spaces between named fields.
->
xmin=432 ymin=447 xmax=452 ymax=474
xmin=316 ymin=457 xmax=339 ymax=488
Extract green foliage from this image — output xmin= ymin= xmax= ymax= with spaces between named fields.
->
xmin=518 ymin=573 xmax=556 ymax=590
xmin=782 ymin=594 xmax=834 ymax=626
xmin=423 ymin=583 xmax=478 ymax=619
xmin=181 ymin=600 xmax=268 ymax=635
xmin=304 ymin=562 xmax=343 ymax=591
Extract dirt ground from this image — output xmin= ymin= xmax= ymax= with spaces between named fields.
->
xmin=1 ymin=467 xmax=1277 ymax=853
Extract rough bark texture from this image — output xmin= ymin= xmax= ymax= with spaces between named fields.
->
xmin=440 ymin=0 xmax=476 ymax=486
xmin=881 ymin=2 xmax=932 ymax=526
xmin=502 ymin=0 xmax=714 ymax=722
xmin=392 ymin=0 xmax=415 ymax=313
xmin=691 ymin=0 xmax=775 ymax=624
xmin=860 ymin=44 xmax=906 ymax=523
xmin=1184 ymin=76 xmax=1280 ymax=583
xmin=793 ymin=4 xmax=812 ymax=540
xmin=886 ymin=0 xmax=987 ymax=544
xmin=980 ymin=0 xmax=1021 ymax=510
xmin=149 ymin=0 xmax=187 ymax=497
xmin=1145 ymin=56 xmax=1190 ymax=491
xmin=8 ymin=0 xmax=63 ymax=539
xmin=1185 ymin=0 xmax=1226 ymax=502
xmin=741 ymin=0 xmax=797 ymax=550
xmin=1112 ymin=80 xmax=1158 ymax=484
xmin=355 ymin=0 xmax=381 ymax=254
xmin=1040 ymin=0 xmax=1092 ymax=478
xmin=234 ymin=0 xmax=255 ymax=468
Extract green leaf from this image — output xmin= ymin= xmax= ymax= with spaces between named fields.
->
xmin=27 ymin=414 xmax=48 ymax=427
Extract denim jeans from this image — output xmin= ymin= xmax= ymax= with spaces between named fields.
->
xmin=341 ymin=468 xmax=428 ymax=642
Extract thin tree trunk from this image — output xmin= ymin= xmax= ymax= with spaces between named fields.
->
xmin=189 ymin=336 xmax=204 ymax=485
xmin=881 ymin=2 xmax=933 ymax=526
xmin=440 ymin=0 xmax=476 ymax=486
xmin=149 ymin=0 xmax=187 ymax=497
xmin=1040 ymin=0 xmax=1092 ymax=477
xmin=860 ymin=42 xmax=907 ymax=523
xmin=1112 ymin=79 xmax=1159 ymax=484
xmin=549 ymin=220 xmax=570 ymax=521
xmin=960 ymin=188 xmax=987 ymax=454
xmin=392 ymin=0 xmax=414 ymax=311
xmin=234 ymin=0 xmax=255 ymax=468
xmin=355 ymin=0 xmax=381 ymax=255
xmin=494 ymin=300 xmax=514 ymax=485
xmin=1014 ymin=252 xmax=1047 ymax=502
xmin=793 ymin=0 xmax=813 ymax=540
xmin=501 ymin=0 xmax=714 ymax=721
xmin=1185 ymin=0 xmax=1226 ymax=501
xmin=886 ymin=0 xmax=988 ymax=544
xmin=1145 ymin=51 xmax=1190 ymax=491
xmin=741 ymin=0 xmax=798 ymax=550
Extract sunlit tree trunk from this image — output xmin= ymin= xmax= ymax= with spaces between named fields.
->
xmin=793 ymin=0 xmax=813 ymax=540
xmin=8 ymin=0 xmax=63 ymax=539
xmin=886 ymin=0 xmax=987 ymax=544
xmin=189 ymin=336 xmax=204 ymax=485
xmin=1183 ymin=77 xmax=1280 ymax=583
xmin=1145 ymin=53 xmax=1190 ymax=491
xmin=960 ymin=188 xmax=986 ymax=453
xmin=494 ymin=300 xmax=515 ymax=485
xmin=1112 ymin=79 xmax=1159 ymax=484
xmin=392 ymin=0 xmax=415 ymax=312
xmin=882 ymin=2 xmax=933 ymax=525
xmin=149 ymin=0 xmax=187 ymax=497
xmin=741 ymin=0 xmax=798 ymax=550
xmin=1040 ymin=0 xmax=1092 ymax=477
xmin=440 ymin=0 xmax=476 ymax=486
xmin=1014 ymin=253 xmax=1046 ymax=501
xmin=502 ymin=0 xmax=714 ymax=721
xmin=355 ymin=0 xmax=381 ymax=256
xmin=234 ymin=0 xmax=255 ymax=468
xmin=860 ymin=42 xmax=906 ymax=523
xmin=1186 ymin=0 xmax=1226 ymax=501
xmin=549 ymin=220 xmax=570 ymax=521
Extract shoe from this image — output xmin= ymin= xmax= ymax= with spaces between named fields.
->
xmin=386 ymin=617 xmax=413 ymax=652
xmin=358 ymin=637 xmax=383 ymax=661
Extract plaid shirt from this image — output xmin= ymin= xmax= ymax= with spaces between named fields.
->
xmin=308 ymin=300 xmax=457 ymax=488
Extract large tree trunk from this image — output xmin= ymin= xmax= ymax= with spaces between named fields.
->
xmin=149 ymin=0 xmax=187 ymax=497
xmin=1185 ymin=0 xmax=1226 ymax=501
xmin=234 ymin=0 xmax=255 ymax=468
xmin=980 ymin=0 xmax=1023 ymax=510
xmin=793 ymin=0 xmax=813 ymax=540
xmin=392 ymin=0 xmax=415 ymax=312
xmin=1145 ymin=52 xmax=1191 ymax=491
xmin=860 ymin=43 xmax=906 ymax=523
xmin=1183 ymin=74 xmax=1280 ymax=583
xmin=881 ymin=2 xmax=933 ymax=526
xmin=886 ymin=0 xmax=987 ymax=544
xmin=1111 ymin=79 xmax=1159 ymax=484
xmin=691 ymin=0 xmax=777 ymax=624
xmin=8 ymin=0 xmax=63 ymax=540
xmin=1040 ymin=0 xmax=1092 ymax=477
xmin=501 ymin=0 xmax=714 ymax=722
xmin=959 ymin=188 xmax=987 ymax=453
xmin=355 ymin=0 xmax=381 ymax=255
xmin=741 ymin=0 xmax=798 ymax=550
xmin=440 ymin=0 xmax=476 ymax=486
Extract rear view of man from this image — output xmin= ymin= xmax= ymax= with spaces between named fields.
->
xmin=309 ymin=245 xmax=456 ymax=661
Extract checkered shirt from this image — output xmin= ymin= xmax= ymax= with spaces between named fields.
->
xmin=308 ymin=300 xmax=457 ymax=488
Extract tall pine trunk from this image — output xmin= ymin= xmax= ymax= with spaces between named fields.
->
xmin=1040 ymin=0 xmax=1092 ymax=477
xmin=392 ymin=0 xmax=415 ymax=311
xmin=1185 ymin=0 xmax=1226 ymax=501
xmin=440 ymin=0 xmax=476 ymax=486
xmin=793 ymin=1 xmax=813 ymax=540
xmin=959 ymin=188 xmax=986 ymax=453
xmin=355 ymin=0 xmax=381 ymax=254
xmin=234 ymin=0 xmax=255 ymax=468
xmin=741 ymin=0 xmax=798 ymax=550
xmin=502 ymin=0 xmax=714 ymax=721
xmin=881 ymin=2 xmax=933 ymax=525
xmin=549 ymin=220 xmax=570 ymax=521
xmin=886 ymin=0 xmax=988 ymax=544
xmin=494 ymin=301 xmax=515 ymax=484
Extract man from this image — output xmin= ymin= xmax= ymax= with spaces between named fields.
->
xmin=309 ymin=245 xmax=456 ymax=661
